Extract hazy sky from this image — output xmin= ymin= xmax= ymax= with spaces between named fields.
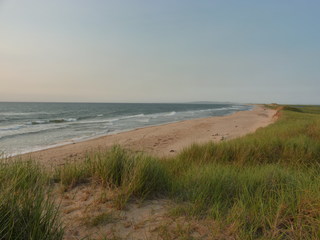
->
xmin=1 ymin=1 xmax=319 ymax=104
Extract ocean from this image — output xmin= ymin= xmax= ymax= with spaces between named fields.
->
xmin=0 ymin=102 xmax=251 ymax=156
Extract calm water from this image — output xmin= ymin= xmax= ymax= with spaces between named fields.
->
xmin=0 ymin=102 xmax=251 ymax=155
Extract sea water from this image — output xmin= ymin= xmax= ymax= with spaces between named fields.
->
xmin=0 ymin=102 xmax=251 ymax=155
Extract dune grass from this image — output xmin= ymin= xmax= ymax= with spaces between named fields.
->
xmin=54 ymin=146 xmax=171 ymax=203
xmin=172 ymin=163 xmax=319 ymax=239
xmin=171 ymin=108 xmax=320 ymax=168
xmin=1 ymin=105 xmax=320 ymax=239
xmin=0 ymin=160 xmax=63 ymax=240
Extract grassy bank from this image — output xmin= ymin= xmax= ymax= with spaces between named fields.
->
xmin=1 ymin=105 xmax=320 ymax=239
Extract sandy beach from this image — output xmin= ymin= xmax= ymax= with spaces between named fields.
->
xmin=22 ymin=105 xmax=277 ymax=166
xmin=2 ymin=2 xmax=317 ymax=238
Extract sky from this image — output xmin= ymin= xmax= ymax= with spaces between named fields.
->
xmin=1 ymin=0 xmax=319 ymax=104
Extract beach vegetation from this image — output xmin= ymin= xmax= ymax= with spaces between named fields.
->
xmin=0 ymin=160 xmax=63 ymax=240
xmin=54 ymin=146 xmax=170 ymax=206
xmin=1 ymin=105 xmax=320 ymax=239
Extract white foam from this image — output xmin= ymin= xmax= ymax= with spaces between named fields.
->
xmin=0 ymin=124 xmax=25 ymax=131
xmin=0 ymin=111 xmax=49 ymax=116
xmin=137 ymin=118 xmax=150 ymax=123
xmin=165 ymin=111 xmax=176 ymax=116
xmin=0 ymin=125 xmax=66 ymax=139
xmin=66 ymin=118 xmax=77 ymax=122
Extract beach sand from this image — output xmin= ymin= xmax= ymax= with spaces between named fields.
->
xmin=21 ymin=105 xmax=278 ymax=240
xmin=22 ymin=105 xmax=277 ymax=167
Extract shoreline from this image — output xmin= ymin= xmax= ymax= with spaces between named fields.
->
xmin=19 ymin=105 xmax=277 ymax=166
xmin=8 ymin=106 xmax=252 ymax=157
xmin=3 ymin=104 xmax=251 ymax=157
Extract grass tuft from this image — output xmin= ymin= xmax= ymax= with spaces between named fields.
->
xmin=56 ymin=146 xmax=171 ymax=206
xmin=0 ymin=160 xmax=63 ymax=240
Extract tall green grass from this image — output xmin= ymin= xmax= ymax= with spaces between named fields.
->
xmin=55 ymin=146 xmax=171 ymax=202
xmin=53 ymin=106 xmax=320 ymax=239
xmin=173 ymin=164 xmax=320 ymax=239
xmin=0 ymin=160 xmax=63 ymax=240
xmin=172 ymin=109 xmax=320 ymax=168
xmin=2 ymin=105 xmax=320 ymax=239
